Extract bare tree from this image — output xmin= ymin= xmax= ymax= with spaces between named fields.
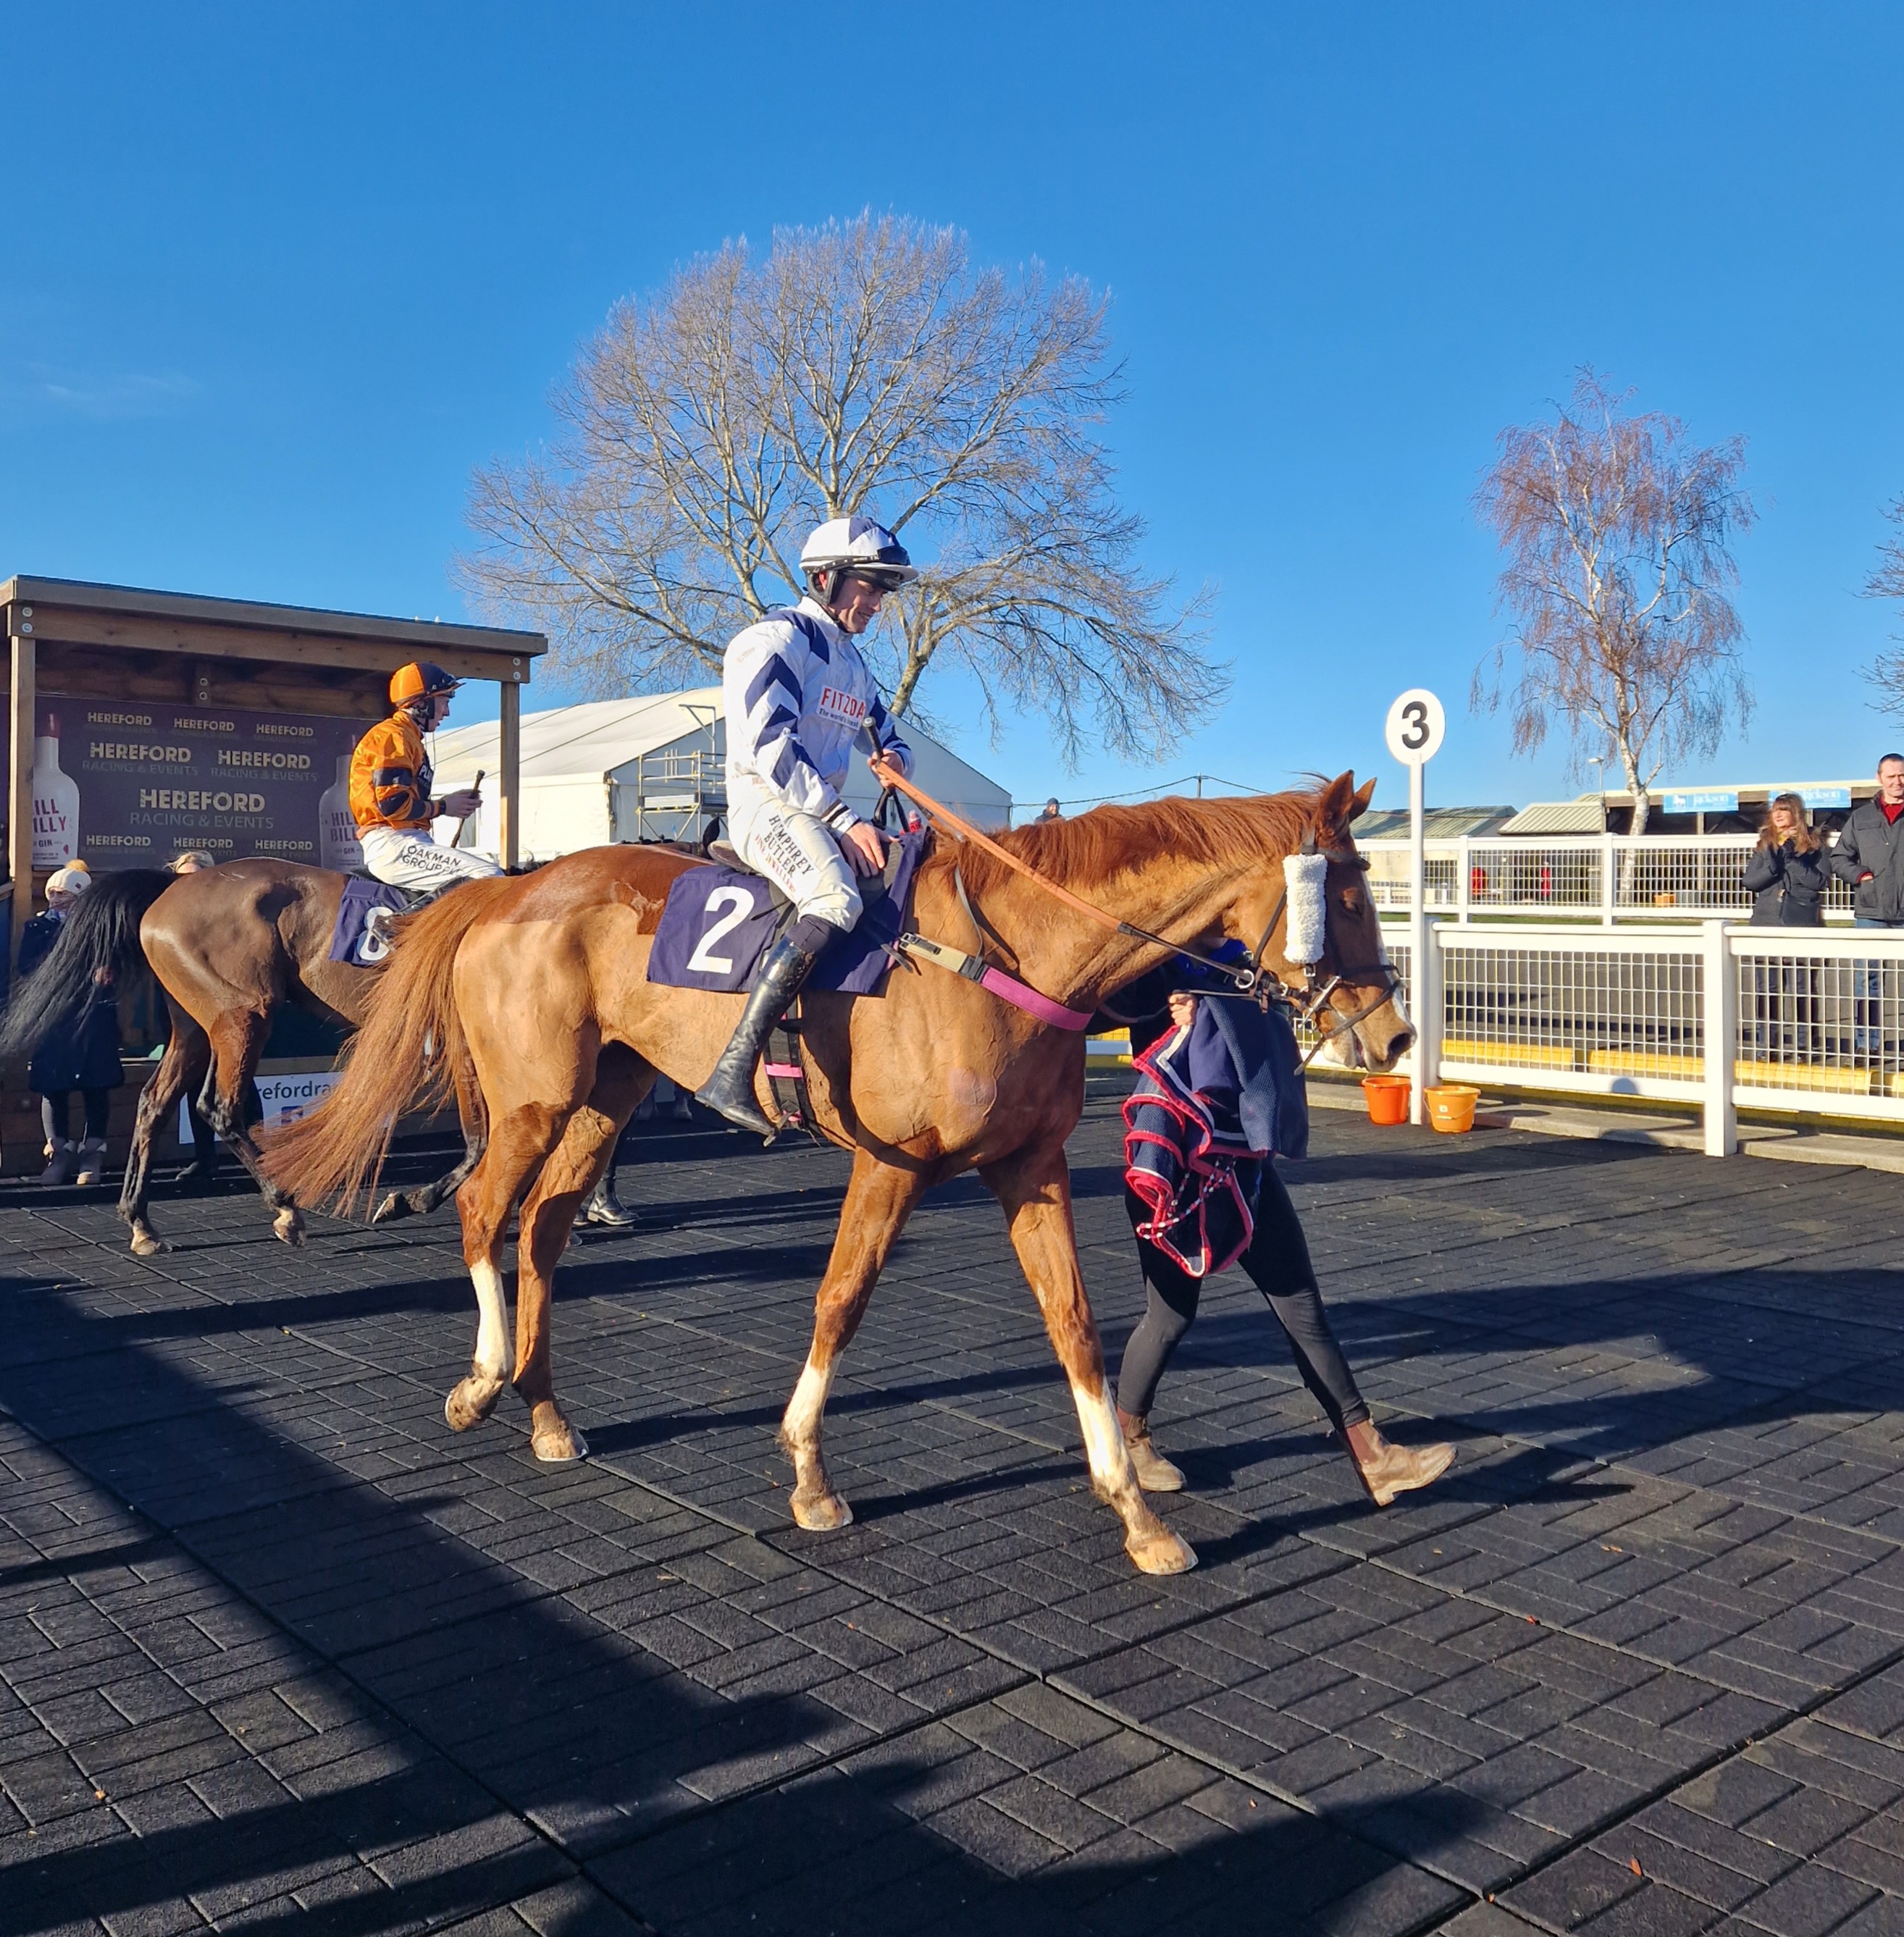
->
xmin=458 ymin=213 xmax=1222 ymax=763
xmin=1862 ymin=498 xmax=1904 ymax=718
xmin=1472 ymin=369 xmax=1755 ymax=836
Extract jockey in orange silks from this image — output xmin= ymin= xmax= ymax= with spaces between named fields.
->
xmin=349 ymin=662 xmax=503 ymax=894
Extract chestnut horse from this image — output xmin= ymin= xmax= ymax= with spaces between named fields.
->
xmin=263 ymin=775 xmax=1409 ymax=1575
xmin=0 ymin=861 xmax=501 ymax=1255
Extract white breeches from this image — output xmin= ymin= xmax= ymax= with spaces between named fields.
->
xmin=726 ymin=791 xmax=861 ymax=931
xmin=358 ymin=827 xmax=505 ymax=891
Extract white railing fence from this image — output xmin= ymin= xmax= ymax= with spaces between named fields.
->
xmin=1335 ymin=918 xmax=1904 ymax=1155
xmin=1362 ymin=836 xmax=1859 ymax=923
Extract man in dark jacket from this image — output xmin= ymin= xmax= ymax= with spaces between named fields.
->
xmin=1831 ymin=755 xmax=1904 ymax=925
xmin=1830 ymin=755 xmax=1904 ymax=1055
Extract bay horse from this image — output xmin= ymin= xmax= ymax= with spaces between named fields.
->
xmin=262 ymin=774 xmax=1410 ymax=1576
xmin=0 ymin=861 xmax=503 ymax=1255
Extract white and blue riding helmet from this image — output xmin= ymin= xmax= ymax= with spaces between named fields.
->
xmin=799 ymin=517 xmax=919 ymax=600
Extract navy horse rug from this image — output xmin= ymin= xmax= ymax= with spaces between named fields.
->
xmin=647 ymin=832 xmax=925 ymax=997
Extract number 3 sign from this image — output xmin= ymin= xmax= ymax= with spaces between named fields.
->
xmin=1384 ymin=689 xmax=1446 ymax=767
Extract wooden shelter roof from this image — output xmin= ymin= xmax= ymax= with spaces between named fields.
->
xmin=2 ymin=576 xmax=543 ymax=713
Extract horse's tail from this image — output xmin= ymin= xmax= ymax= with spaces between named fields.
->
xmin=260 ymin=878 xmax=513 ymax=1214
xmin=0 ymin=868 xmax=173 ymax=1061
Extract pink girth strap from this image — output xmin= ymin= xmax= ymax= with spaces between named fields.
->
xmin=978 ymin=965 xmax=1094 ymax=1031
xmin=895 ymin=930 xmax=1096 ymax=1030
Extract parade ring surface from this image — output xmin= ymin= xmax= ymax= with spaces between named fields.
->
xmin=4 ymin=1085 xmax=1903 ymax=1935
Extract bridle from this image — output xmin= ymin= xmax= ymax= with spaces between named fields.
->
xmin=872 ymin=768 xmax=1403 ymax=1064
xmin=1226 ymin=836 xmax=1403 ymax=1067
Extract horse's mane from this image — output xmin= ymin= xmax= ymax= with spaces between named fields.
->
xmin=916 ymin=789 xmax=1324 ymax=899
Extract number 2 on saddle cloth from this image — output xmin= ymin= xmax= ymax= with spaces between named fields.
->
xmin=646 ymin=831 xmax=927 ymax=1135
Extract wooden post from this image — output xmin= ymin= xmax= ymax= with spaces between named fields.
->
xmin=498 ymin=678 xmax=521 ymax=870
xmin=9 ymin=623 xmax=34 ymax=978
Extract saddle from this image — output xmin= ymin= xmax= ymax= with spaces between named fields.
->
xmin=645 ymin=831 xmax=924 ymax=1000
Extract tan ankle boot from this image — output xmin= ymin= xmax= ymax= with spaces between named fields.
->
xmin=1349 ymin=1429 xmax=1454 ymax=1508
xmin=1121 ymin=1418 xmax=1186 ymax=1493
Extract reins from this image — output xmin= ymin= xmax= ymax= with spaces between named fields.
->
xmin=874 ymin=767 xmax=1265 ymax=993
xmin=873 ymin=764 xmax=1401 ymax=1057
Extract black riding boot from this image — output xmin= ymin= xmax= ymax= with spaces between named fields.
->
xmin=695 ymin=935 xmax=821 ymax=1138
xmin=582 ymin=1165 xmax=638 ymax=1227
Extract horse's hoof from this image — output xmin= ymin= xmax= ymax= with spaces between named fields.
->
xmin=1126 ymin=1526 xmax=1199 ymax=1576
xmin=445 ymin=1376 xmax=506 ymax=1432
xmin=371 ymin=1191 xmax=410 ymax=1224
xmin=789 ymin=1489 xmax=853 ymax=1532
xmin=532 ymin=1419 xmax=589 ymax=1463
xmin=273 ymin=1208 xmax=306 ymax=1247
xmin=129 ymin=1230 xmax=169 ymax=1258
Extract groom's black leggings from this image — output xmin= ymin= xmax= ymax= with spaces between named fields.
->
xmin=1114 ymin=1167 xmax=1370 ymax=1434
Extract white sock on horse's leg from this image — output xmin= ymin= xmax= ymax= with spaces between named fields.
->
xmin=783 ymin=1353 xmax=834 ymax=1457
xmin=1070 ymin=1375 xmax=1137 ymax=1498
xmin=471 ymin=1258 xmax=510 ymax=1384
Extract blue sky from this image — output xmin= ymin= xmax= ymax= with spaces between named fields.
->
xmin=6 ymin=1 xmax=1903 ymax=818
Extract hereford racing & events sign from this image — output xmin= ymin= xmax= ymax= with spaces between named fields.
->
xmin=40 ymin=702 xmax=374 ymax=870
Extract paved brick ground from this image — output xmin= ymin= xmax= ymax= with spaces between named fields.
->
xmin=5 ymin=1077 xmax=1904 ymax=1935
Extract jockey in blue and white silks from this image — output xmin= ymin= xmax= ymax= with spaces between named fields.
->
xmin=697 ymin=516 xmax=918 ymax=1136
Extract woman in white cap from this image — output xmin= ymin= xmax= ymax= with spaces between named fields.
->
xmin=18 ymin=865 xmax=124 ymax=1185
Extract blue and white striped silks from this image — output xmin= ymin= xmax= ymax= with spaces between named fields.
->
xmin=722 ymin=596 xmax=913 ymax=835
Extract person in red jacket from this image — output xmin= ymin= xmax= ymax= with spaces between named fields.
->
xmin=348 ymin=663 xmax=500 ymax=893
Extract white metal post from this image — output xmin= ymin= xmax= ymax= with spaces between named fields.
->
xmin=1601 ymin=835 xmax=1617 ymax=927
xmin=1702 ymin=919 xmax=1737 ymax=1157
xmin=1417 ymin=909 xmax=1443 ymax=1106
xmin=1409 ymin=759 xmax=1426 ymax=1124
xmin=1456 ymin=837 xmax=1470 ymax=920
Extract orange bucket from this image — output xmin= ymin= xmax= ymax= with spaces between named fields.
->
xmin=1362 ymin=1075 xmax=1410 ymax=1125
xmin=1425 ymin=1084 xmax=1480 ymax=1134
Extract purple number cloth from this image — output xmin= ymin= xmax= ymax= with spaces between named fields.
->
xmin=647 ymin=832 xmax=924 ymax=996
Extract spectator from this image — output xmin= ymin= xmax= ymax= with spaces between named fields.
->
xmin=1744 ymin=794 xmax=1826 ymax=925
xmin=1036 ymin=797 xmax=1062 ymax=821
xmin=1831 ymin=757 xmax=1904 ymax=1056
xmin=1832 ymin=755 xmax=1904 ymax=925
xmin=1744 ymin=794 xmax=1826 ymax=1057
xmin=20 ymin=867 xmax=123 ymax=1185
xmin=169 ymin=850 xmax=216 ymax=874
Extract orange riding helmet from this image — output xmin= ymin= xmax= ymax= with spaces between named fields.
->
xmin=389 ymin=661 xmax=461 ymax=710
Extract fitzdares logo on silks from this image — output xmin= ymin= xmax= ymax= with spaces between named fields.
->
xmin=815 ymin=686 xmax=867 ymax=727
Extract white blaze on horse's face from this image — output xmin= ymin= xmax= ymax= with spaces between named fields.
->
xmin=1324 ymin=851 xmax=1415 ymax=1072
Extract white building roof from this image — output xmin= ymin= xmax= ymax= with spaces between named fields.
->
xmin=429 ymin=691 xmax=722 ymax=784
xmin=429 ymin=687 xmax=1014 ymax=829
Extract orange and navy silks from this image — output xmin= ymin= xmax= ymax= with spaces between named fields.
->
xmin=348 ymin=710 xmax=435 ymax=831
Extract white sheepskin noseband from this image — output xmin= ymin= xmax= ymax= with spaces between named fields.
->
xmin=1283 ymin=851 xmax=1329 ymax=967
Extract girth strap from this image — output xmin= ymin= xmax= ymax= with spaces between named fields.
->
xmin=763 ymin=1001 xmax=822 ymax=1143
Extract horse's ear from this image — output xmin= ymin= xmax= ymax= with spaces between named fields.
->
xmin=1349 ymin=776 xmax=1377 ymax=822
xmin=1315 ymin=770 xmax=1356 ymax=831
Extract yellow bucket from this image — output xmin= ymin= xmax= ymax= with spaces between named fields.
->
xmin=1425 ymin=1085 xmax=1480 ymax=1134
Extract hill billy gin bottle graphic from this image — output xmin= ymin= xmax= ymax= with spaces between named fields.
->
xmin=318 ymin=755 xmax=363 ymax=871
xmin=32 ymin=710 xmax=79 ymax=867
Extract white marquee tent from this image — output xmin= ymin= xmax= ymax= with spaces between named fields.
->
xmin=427 ymin=687 xmax=1012 ymax=862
